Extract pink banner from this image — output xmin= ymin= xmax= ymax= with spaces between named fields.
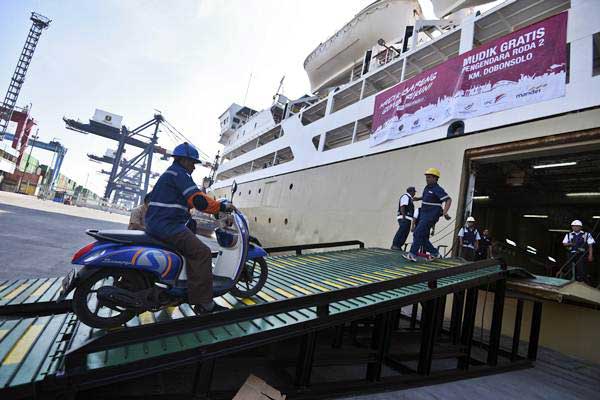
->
xmin=370 ymin=12 xmax=568 ymax=147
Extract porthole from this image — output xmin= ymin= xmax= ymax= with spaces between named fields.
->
xmin=238 ymin=192 xmax=241 ymax=196
xmin=289 ymin=183 xmax=293 ymax=190
xmin=248 ymin=190 xmax=251 ymax=195
xmin=268 ymin=218 xmax=271 ymax=224
xmin=284 ymin=218 xmax=288 ymax=225
xmin=254 ymin=216 xmax=257 ymax=222
xmin=258 ymin=188 xmax=261 ymax=194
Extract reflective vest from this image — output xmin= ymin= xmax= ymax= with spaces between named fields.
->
xmin=397 ymin=193 xmax=414 ymax=221
xmin=462 ymin=227 xmax=479 ymax=247
xmin=567 ymin=231 xmax=591 ymax=253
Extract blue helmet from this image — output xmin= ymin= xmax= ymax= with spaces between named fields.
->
xmin=172 ymin=142 xmax=202 ymax=163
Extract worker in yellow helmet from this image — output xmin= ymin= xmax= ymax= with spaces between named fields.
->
xmin=403 ymin=167 xmax=452 ymax=262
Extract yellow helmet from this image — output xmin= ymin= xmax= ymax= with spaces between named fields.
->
xmin=425 ymin=167 xmax=441 ymax=178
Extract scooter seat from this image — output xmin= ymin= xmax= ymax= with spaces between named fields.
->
xmin=86 ymin=229 xmax=179 ymax=252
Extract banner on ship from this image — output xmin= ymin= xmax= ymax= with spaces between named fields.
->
xmin=370 ymin=12 xmax=568 ymax=147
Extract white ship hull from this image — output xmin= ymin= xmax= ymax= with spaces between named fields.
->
xmin=215 ymin=107 xmax=600 ymax=250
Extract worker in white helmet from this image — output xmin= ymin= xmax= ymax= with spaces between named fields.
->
xmin=457 ymin=216 xmax=480 ymax=261
xmin=562 ymin=220 xmax=595 ymax=283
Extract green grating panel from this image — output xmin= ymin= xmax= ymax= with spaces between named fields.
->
xmin=0 ymin=276 xmax=71 ymax=309
xmin=75 ymin=249 xmax=499 ymax=370
xmin=0 ymin=313 xmax=74 ymax=390
xmin=0 ymin=248 xmax=503 ymax=390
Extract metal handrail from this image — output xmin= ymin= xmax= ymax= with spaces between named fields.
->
xmin=265 ymin=240 xmax=364 ymax=255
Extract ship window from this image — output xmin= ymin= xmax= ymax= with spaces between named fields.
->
xmin=254 ymin=216 xmax=257 ymax=222
xmin=268 ymin=218 xmax=271 ymax=224
xmin=258 ymin=188 xmax=261 ymax=194
xmin=363 ymin=59 xmax=403 ymax=98
xmin=301 ymin=99 xmax=327 ymax=125
xmin=233 ymin=118 xmax=240 ymax=123
xmin=332 ymin=81 xmax=362 ymax=113
xmin=354 ymin=116 xmax=372 ymax=142
xmin=323 ymin=122 xmax=354 ymax=151
xmin=593 ymin=32 xmax=600 ymax=76
xmin=248 ymin=190 xmax=251 ymax=195
xmin=284 ymin=218 xmax=288 ymax=225
xmin=312 ymin=135 xmax=320 ymax=150
xmin=216 ymin=147 xmax=293 ymax=180
xmin=289 ymin=183 xmax=293 ymax=190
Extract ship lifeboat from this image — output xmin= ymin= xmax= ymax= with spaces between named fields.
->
xmin=431 ymin=0 xmax=497 ymax=18
xmin=303 ymin=0 xmax=421 ymax=94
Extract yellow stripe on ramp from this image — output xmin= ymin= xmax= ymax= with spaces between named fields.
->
xmin=257 ymin=291 xmax=276 ymax=302
xmin=307 ymin=283 xmax=329 ymax=292
xmin=31 ymin=281 xmax=52 ymax=297
xmin=371 ymin=271 xmax=398 ymax=279
xmin=138 ymin=312 xmax=155 ymax=325
xmin=3 ymin=324 xmax=44 ymax=365
xmin=336 ymin=278 xmax=360 ymax=286
xmin=290 ymin=285 xmax=313 ymax=295
xmin=3 ymin=282 xmax=29 ymax=300
xmin=322 ymin=280 xmax=344 ymax=289
xmin=350 ymin=276 xmax=373 ymax=283
xmin=241 ymin=298 xmax=257 ymax=305
xmin=274 ymin=288 xmax=295 ymax=299
xmin=361 ymin=274 xmax=384 ymax=281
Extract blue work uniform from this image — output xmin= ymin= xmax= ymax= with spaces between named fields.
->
xmin=409 ymin=183 xmax=449 ymax=256
xmin=145 ymin=162 xmax=206 ymax=240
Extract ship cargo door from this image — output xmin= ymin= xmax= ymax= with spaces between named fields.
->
xmin=465 ymin=139 xmax=600 ymax=284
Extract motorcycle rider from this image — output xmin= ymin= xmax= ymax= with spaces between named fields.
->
xmin=145 ymin=143 xmax=231 ymax=314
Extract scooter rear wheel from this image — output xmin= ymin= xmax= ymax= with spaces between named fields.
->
xmin=230 ymin=257 xmax=268 ymax=298
xmin=72 ymin=269 xmax=149 ymax=329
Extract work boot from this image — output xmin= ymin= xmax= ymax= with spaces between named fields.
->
xmin=402 ymin=253 xmax=418 ymax=262
xmin=193 ymin=301 xmax=229 ymax=315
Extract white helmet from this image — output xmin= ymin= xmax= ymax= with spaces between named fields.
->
xmin=571 ymin=219 xmax=583 ymax=226
xmin=466 ymin=216 xmax=476 ymax=222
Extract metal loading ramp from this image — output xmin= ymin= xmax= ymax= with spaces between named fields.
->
xmin=0 ymin=245 xmax=544 ymax=399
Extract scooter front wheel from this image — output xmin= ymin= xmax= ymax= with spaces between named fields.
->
xmin=230 ymin=257 xmax=268 ymax=298
xmin=72 ymin=269 xmax=148 ymax=329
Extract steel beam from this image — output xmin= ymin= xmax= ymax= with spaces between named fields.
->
xmin=511 ymin=299 xmax=524 ymax=361
xmin=458 ymin=288 xmax=478 ymax=370
xmin=527 ymin=302 xmax=543 ymax=361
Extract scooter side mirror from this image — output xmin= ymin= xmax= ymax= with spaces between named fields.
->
xmin=231 ymin=181 xmax=238 ymax=197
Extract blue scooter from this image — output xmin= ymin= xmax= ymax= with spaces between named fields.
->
xmin=59 ymin=182 xmax=268 ymax=329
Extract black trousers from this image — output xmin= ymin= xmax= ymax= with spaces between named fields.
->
xmin=460 ymin=246 xmax=476 ymax=262
xmin=392 ymin=219 xmax=411 ymax=249
xmin=572 ymin=254 xmax=589 ymax=283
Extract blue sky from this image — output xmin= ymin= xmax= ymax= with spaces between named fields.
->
xmin=1 ymin=0 xmax=440 ymax=195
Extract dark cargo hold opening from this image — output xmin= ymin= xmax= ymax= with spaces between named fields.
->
xmin=467 ymin=139 xmax=600 ymax=285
